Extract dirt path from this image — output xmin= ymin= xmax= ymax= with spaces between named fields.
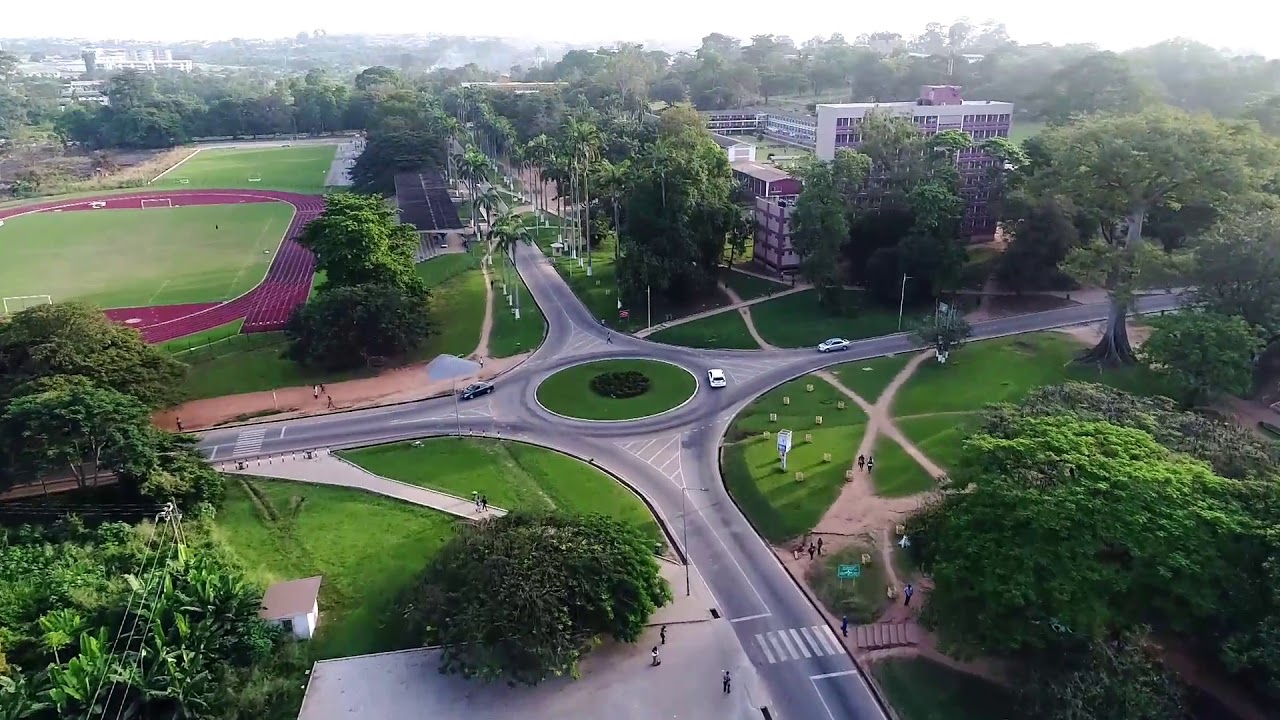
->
xmin=717 ymin=281 xmax=775 ymax=350
xmin=475 ymin=257 xmax=496 ymax=360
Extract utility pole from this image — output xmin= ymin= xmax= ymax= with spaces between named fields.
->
xmin=452 ymin=377 xmax=462 ymax=436
xmin=647 ymin=285 xmax=652 ymax=333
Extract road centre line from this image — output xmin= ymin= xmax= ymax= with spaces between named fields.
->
xmin=729 ymin=613 xmax=772 ymax=623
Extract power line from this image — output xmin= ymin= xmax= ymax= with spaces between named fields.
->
xmin=82 ymin=503 xmax=174 ymax=720
xmin=108 ymin=511 xmax=180 ymax=720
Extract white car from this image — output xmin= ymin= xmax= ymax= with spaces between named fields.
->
xmin=707 ymin=369 xmax=727 ymax=388
xmin=817 ymin=338 xmax=852 ymax=353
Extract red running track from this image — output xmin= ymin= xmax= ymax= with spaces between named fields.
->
xmin=0 ymin=190 xmax=324 ymax=343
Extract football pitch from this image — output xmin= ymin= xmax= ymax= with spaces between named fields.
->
xmin=0 ymin=203 xmax=296 ymax=309
xmin=152 ymin=144 xmax=338 ymax=194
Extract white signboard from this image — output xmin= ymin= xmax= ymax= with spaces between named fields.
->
xmin=777 ymin=429 xmax=793 ymax=471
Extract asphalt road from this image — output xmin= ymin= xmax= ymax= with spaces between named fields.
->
xmin=197 ymin=244 xmax=1180 ymax=720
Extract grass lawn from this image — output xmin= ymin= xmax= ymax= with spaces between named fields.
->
xmin=648 ymin=311 xmax=761 ymax=349
xmin=890 ymin=333 xmax=1165 ymax=417
xmin=893 ymin=415 xmax=970 ymax=478
xmin=178 ymin=251 xmax=485 ymax=400
xmin=152 ymin=145 xmax=337 ymax=194
xmin=723 ymin=375 xmax=867 ymax=542
xmin=214 ymin=475 xmax=459 ymax=659
xmin=722 ymin=269 xmax=789 ymax=301
xmin=489 ymin=258 xmax=547 ymax=358
xmin=870 ymin=434 xmax=938 ymax=497
xmin=0 ymin=203 xmax=294 ymax=308
xmin=872 ymin=658 xmax=1019 ymax=720
xmin=806 ymin=539 xmax=890 ymax=624
xmin=752 ymin=289 xmax=917 ymax=348
xmin=830 ymin=353 xmax=913 ymax=402
xmin=341 ymin=438 xmax=662 ymax=544
xmin=536 ymin=359 xmax=697 ymax=420
xmin=161 ymin=319 xmax=245 ymax=355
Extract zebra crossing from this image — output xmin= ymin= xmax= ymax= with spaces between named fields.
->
xmin=232 ymin=428 xmax=267 ymax=456
xmin=753 ymin=625 xmax=843 ymax=664
xmin=615 ymin=433 xmax=685 ymax=487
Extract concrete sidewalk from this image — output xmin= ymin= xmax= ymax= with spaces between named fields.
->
xmin=219 ymin=449 xmax=506 ymax=520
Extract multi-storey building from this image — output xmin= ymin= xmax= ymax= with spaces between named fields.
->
xmin=84 ymin=47 xmax=192 ymax=72
xmin=712 ymin=133 xmax=756 ymax=163
xmin=815 ymin=85 xmax=1013 ymax=239
xmin=704 ymin=111 xmax=818 ymax=151
xmin=730 ymin=162 xmax=804 ymax=273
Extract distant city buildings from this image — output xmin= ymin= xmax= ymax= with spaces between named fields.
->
xmin=14 ymin=46 xmax=191 ymax=77
xmin=459 ymin=80 xmax=565 ymax=94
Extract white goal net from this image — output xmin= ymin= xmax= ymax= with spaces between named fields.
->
xmin=141 ymin=198 xmax=173 ymax=209
xmin=2 ymin=295 xmax=53 ymax=315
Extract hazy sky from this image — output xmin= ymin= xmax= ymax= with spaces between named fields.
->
xmin=4 ymin=0 xmax=1275 ymax=57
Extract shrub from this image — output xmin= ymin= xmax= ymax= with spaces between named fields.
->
xmin=590 ymin=370 xmax=650 ymax=399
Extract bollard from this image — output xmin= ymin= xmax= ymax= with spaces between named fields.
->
xmin=815 ymin=416 xmax=823 ymax=425
xmin=804 ymin=433 xmax=812 ymax=443
xmin=763 ymin=431 xmax=771 ymax=439
xmin=822 ymin=452 xmax=832 ymax=462
xmin=896 ymin=524 xmax=906 ymax=535
xmin=795 ymin=472 xmax=805 ymax=482
xmin=837 ymin=400 xmax=845 ymax=410
xmin=806 ymin=384 xmax=814 ymax=392
xmin=783 ymin=396 xmax=791 ymax=406
xmin=862 ymin=553 xmax=872 ymax=565
xmin=769 ymin=413 xmax=778 ymax=422
xmin=845 ymin=469 xmax=854 ymax=481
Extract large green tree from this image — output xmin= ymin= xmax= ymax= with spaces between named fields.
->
xmin=401 ymin=512 xmax=671 ymax=685
xmin=297 ymin=193 xmax=426 ymax=296
xmin=286 ymin=282 xmax=433 ymax=371
xmin=1030 ymin=107 xmax=1270 ymax=363
xmin=1187 ymin=210 xmax=1280 ymax=341
xmin=1141 ymin=311 xmax=1261 ymax=404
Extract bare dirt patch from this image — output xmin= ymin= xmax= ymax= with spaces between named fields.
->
xmin=1054 ymin=319 xmax=1151 ymax=348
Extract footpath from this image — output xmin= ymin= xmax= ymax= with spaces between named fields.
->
xmin=222 ymin=449 xmax=506 ymax=521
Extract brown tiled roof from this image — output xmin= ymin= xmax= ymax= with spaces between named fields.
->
xmin=259 ymin=576 xmax=322 ymax=620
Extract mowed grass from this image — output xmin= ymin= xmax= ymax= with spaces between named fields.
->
xmin=152 ymin=145 xmax=337 ymax=194
xmin=723 ymin=375 xmax=867 ymax=542
xmin=751 ymin=289 xmax=916 ymax=349
xmin=536 ymin=359 xmax=698 ymax=420
xmin=0 ymin=203 xmax=294 ymax=308
xmin=490 ymin=257 xmax=547 ymax=358
xmin=830 ymin=353 xmax=913 ymax=402
xmin=870 ymin=433 xmax=938 ymax=497
xmin=178 ymin=251 xmax=486 ymax=400
xmin=342 ymin=438 xmax=662 ymax=544
xmin=722 ymin=269 xmax=789 ymax=301
xmin=871 ymin=658 xmax=1019 ymax=720
xmin=214 ymin=475 xmax=459 ymax=659
xmin=648 ymin=311 xmax=761 ymax=349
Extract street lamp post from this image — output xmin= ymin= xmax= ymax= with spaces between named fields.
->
xmin=681 ymin=486 xmax=691 ymax=597
xmin=647 ymin=285 xmax=652 ymax=333
xmin=452 ymin=377 xmax=462 ymax=437
xmin=897 ymin=274 xmax=912 ymax=331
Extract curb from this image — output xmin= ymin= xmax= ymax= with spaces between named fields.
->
xmin=533 ymin=358 xmax=701 ymax=424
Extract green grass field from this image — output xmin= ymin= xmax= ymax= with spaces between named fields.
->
xmin=0 ymin=203 xmax=294 ymax=308
xmin=830 ymin=354 xmax=912 ymax=402
xmin=871 ymin=658 xmax=1019 ymax=720
xmin=536 ymin=359 xmax=698 ymax=420
xmin=723 ymin=375 xmax=866 ymax=542
xmin=753 ymin=289 xmax=916 ymax=348
xmin=153 ymin=145 xmax=337 ymax=194
xmin=722 ymin=269 xmax=790 ymax=301
xmin=490 ymin=257 xmax=547 ymax=358
xmin=648 ymin=311 xmax=760 ymax=349
xmin=341 ymin=438 xmax=661 ymax=544
xmin=806 ymin=539 xmax=890 ymax=624
xmin=179 ymin=251 xmax=487 ymax=400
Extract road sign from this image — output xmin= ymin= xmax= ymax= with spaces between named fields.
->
xmin=837 ymin=564 xmax=861 ymax=579
xmin=777 ymin=429 xmax=792 ymax=471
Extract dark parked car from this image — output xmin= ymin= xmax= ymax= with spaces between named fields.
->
xmin=459 ymin=381 xmax=495 ymax=400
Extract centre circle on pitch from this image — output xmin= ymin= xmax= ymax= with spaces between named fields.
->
xmin=536 ymin=359 xmax=698 ymax=421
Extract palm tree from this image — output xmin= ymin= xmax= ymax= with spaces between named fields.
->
xmin=525 ymin=135 xmax=554 ymax=225
xmin=490 ymin=213 xmax=532 ymax=320
xmin=456 ymin=148 xmax=491 ymax=242
xmin=475 ymin=186 xmax=503 ymax=252
xmin=567 ymin=118 xmax=602 ymax=276
xmin=596 ymin=158 xmax=631 ymax=263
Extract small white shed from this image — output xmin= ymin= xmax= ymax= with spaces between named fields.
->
xmin=259 ymin=576 xmax=323 ymax=640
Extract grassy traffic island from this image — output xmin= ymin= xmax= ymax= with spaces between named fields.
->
xmin=536 ymin=358 xmax=698 ymax=421
xmin=215 ymin=438 xmax=662 ymax=662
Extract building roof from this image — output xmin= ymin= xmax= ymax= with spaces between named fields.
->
xmin=259 ymin=576 xmax=322 ymax=621
xmin=731 ymin=161 xmax=793 ymax=184
xmin=710 ymin=133 xmax=750 ymax=150
xmin=816 ymin=99 xmax=1013 ymax=110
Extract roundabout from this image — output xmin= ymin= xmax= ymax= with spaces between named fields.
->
xmin=534 ymin=358 xmax=699 ymax=421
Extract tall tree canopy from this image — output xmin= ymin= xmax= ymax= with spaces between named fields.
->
xmin=297 ymin=192 xmax=426 ymax=296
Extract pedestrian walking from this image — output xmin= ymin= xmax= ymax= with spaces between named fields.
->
xmin=479 ymin=357 xmax=485 ymax=368
xmin=867 ymin=456 xmax=875 ymax=472
xmin=841 ymin=615 xmax=849 ymax=637
xmin=857 ymin=454 xmax=866 ymax=470
xmin=808 ymin=543 xmax=816 ymax=560
xmin=651 ymin=647 xmax=661 ymax=666
xmin=474 ymin=495 xmax=482 ymax=513
xmin=327 ymin=395 xmax=335 ymax=409
xmin=817 ymin=537 xmax=824 ymax=555
xmin=904 ymin=583 xmax=914 ymax=606
xmin=313 ymin=385 xmax=320 ymax=399
xmin=722 ymin=670 xmax=731 ymax=694
xmin=606 ymin=333 xmax=613 ymax=344
xmin=660 ymin=626 xmax=667 ymax=645
xmin=215 ymin=224 xmax=219 ymax=230
xmin=792 ymin=545 xmax=801 ymax=561
xmin=176 ymin=417 xmax=184 ymax=432
xmin=480 ymin=495 xmax=488 ymax=511
xmin=319 ymin=383 xmax=325 ymax=393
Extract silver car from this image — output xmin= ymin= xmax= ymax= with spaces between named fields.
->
xmin=817 ymin=338 xmax=851 ymax=353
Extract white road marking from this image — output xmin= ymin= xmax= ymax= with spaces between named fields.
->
xmin=810 ymin=677 xmax=838 ymax=720
xmin=232 ymin=428 xmax=267 ymax=455
xmin=777 ymin=629 xmax=800 ymax=660
xmin=789 ymin=629 xmax=812 ymax=658
xmin=730 ymin=613 xmax=771 ymax=623
xmin=208 ymin=445 xmax=219 ymax=460
xmin=755 ymin=635 xmax=777 ymax=664
xmin=810 ymin=670 xmax=859 ymax=680
xmin=768 ymin=633 xmax=788 ymax=661
xmin=802 ymin=626 xmax=828 ymax=655
xmin=280 ymin=426 xmax=287 ymax=439
xmin=643 ymin=435 xmax=679 ymax=463
xmin=821 ymin=625 xmax=842 ymax=654
xmin=808 ymin=625 xmax=835 ymax=655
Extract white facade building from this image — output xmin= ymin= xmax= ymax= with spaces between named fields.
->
xmin=85 ymin=47 xmax=192 ymax=73
xmin=814 ymin=96 xmax=1013 ymax=160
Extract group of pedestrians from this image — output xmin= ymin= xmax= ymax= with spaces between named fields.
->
xmin=473 ymin=494 xmax=489 ymax=512
xmin=857 ymin=454 xmax=875 ymax=472
xmin=649 ymin=626 xmax=732 ymax=695
xmin=793 ymin=535 xmax=824 ymax=561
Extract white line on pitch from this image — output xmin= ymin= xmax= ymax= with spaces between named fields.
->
xmin=809 ymin=670 xmax=859 ymax=680
xmin=729 ymin=613 xmax=772 ymax=623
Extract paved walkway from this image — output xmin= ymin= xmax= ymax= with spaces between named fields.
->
xmin=634 ymin=284 xmax=809 ymax=338
xmin=221 ymin=449 xmax=507 ymax=520
xmin=716 ymin=281 xmax=776 ymax=349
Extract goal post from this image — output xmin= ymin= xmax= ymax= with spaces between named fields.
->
xmin=2 ymin=295 xmax=53 ymax=315
xmin=140 ymin=198 xmax=173 ymax=209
